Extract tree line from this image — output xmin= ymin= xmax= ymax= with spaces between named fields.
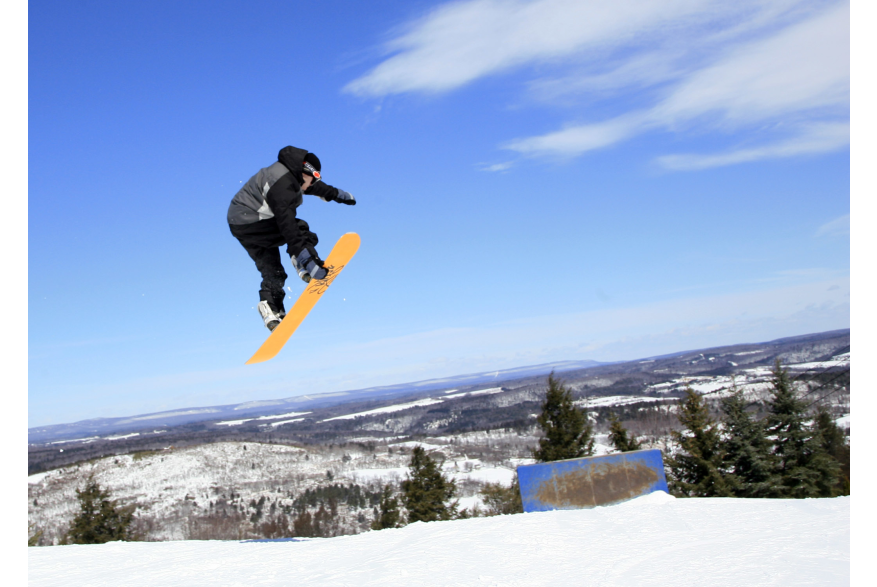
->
xmin=666 ymin=361 xmax=849 ymax=498
xmin=514 ymin=365 xmax=848 ymax=499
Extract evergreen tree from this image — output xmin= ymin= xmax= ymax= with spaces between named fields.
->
xmin=313 ymin=504 xmax=334 ymax=537
xmin=534 ymin=373 xmax=594 ymax=462
xmin=479 ymin=474 xmax=524 ymax=516
xmin=292 ymin=509 xmax=315 ymax=537
xmin=814 ymin=408 xmax=850 ymax=496
xmin=401 ymin=446 xmax=458 ymax=523
xmin=719 ymin=387 xmax=777 ymax=497
xmin=65 ymin=476 xmax=135 ymax=544
xmin=765 ymin=361 xmax=839 ymax=498
xmin=666 ymin=387 xmax=733 ymax=497
xmin=608 ymin=413 xmax=642 ymax=452
xmin=292 ymin=505 xmax=336 ymax=538
xmin=370 ymin=484 xmax=403 ymax=530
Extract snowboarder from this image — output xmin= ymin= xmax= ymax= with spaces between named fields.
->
xmin=228 ymin=146 xmax=356 ymax=331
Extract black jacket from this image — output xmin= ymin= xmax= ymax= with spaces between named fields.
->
xmin=227 ymin=146 xmax=341 ymax=254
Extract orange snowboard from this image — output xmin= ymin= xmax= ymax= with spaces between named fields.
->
xmin=246 ymin=232 xmax=360 ymax=365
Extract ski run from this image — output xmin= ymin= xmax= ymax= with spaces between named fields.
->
xmin=29 ymin=491 xmax=849 ymax=586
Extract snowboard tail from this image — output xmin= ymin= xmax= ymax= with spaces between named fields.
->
xmin=246 ymin=232 xmax=360 ymax=365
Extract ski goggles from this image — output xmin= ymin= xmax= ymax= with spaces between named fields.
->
xmin=303 ymin=161 xmax=321 ymax=182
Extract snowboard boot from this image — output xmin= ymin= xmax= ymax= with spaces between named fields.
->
xmin=292 ymin=247 xmax=328 ymax=283
xmin=257 ymin=301 xmax=283 ymax=332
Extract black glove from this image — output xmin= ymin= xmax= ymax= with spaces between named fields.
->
xmin=334 ymin=189 xmax=356 ymax=205
xmin=292 ymin=247 xmax=328 ymax=283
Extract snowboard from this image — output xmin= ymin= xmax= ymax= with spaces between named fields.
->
xmin=246 ymin=232 xmax=360 ymax=365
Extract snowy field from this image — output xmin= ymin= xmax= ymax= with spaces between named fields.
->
xmin=640 ymin=352 xmax=851 ymax=408
xmin=29 ymin=492 xmax=849 ymax=587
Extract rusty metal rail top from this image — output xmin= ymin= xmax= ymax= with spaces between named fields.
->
xmin=517 ymin=449 xmax=669 ymax=512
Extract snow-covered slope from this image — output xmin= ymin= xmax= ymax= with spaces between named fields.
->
xmin=28 ymin=438 xmax=532 ymax=543
xmin=28 ymin=492 xmax=849 ymax=587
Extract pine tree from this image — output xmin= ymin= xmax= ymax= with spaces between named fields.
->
xmin=666 ymin=387 xmax=733 ymax=497
xmin=313 ymin=504 xmax=334 ymax=537
xmin=292 ymin=509 xmax=315 ymax=537
xmin=814 ymin=408 xmax=850 ymax=496
xmin=479 ymin=474 xmax=524 ymax=516
xmin=401 ymin=446 xmax=458 ymax=523
xmin=534 ymin=373 xmax=594 ymax=462
xmin=608 ymin=413 xmax=642 ymax=452
xmin=765 ymin=361 xmax=839 ymax=498
xmin=370 ymin=484 xmax=403 ymax=530
xmin=719 ymin=387 xmax=777 ymax=497
xmin=65 ymin=476 xmax=135 ymax=544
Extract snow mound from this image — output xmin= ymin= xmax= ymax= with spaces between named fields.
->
xmin=615 ymin=489 xmax=676 ymax=506
xmin=29 ymin=495 xmax=848 ymax=587
xmin=28 ymin=472 xmax=50 ymax=485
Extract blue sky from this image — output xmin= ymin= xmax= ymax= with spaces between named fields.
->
xmin=27 ymin=0 xmax=852 ymax=428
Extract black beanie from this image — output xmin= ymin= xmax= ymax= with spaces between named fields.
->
xmin=304 ymin=152 xmax=321 ymax=174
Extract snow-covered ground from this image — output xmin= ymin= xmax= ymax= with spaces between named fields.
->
xmin=215 ymin=411 xmax=311 ymax=426
xmin=318 ymin=388 xmax=513 ymax=423
xmin=322 ymin=398 xmax=446 ymax=421
xmin=341 ymin=450 xmax=518 ymax=510
xmin=641 ymin=353 xmax=850 ymax=421
xmin=47 ymin=429 xmax=169 ymax=445
xmin=576 ymin=395 xmax=667 ymax=408
xmin=444 ymin=387 xmax=504 ymax=399
xmin=29 ymin=442 xmax=396 ymax=543
xmin=28 ymin=492 xmax=849 ymax=587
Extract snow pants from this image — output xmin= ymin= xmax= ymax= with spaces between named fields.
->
xmin=229 ymin=218 xmax=319 ymax=313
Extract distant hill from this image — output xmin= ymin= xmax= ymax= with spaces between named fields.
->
xmin=27 ymin=359 xmax=605 ymax=444
xmin=28 ymin=329 xmax=848 ymax=448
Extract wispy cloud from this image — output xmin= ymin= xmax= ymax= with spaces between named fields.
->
xmin=524 ymin=49 xmax=688 ymax=103
xmin=344 ymin=0 xmax=722 ymax=97
xmin=480 ymin=161 xmax=515 ymax=172
xmin=816 ymin=214 xmax=850 ymax=237
xmin=655 ymin=122 xmax=850 ymax=170
xmin=505 ymin=2 xmax=849 ymax=162
xmin=653 ymin=3 xmax=848 ymax=127
xmin=346 ymin=0 xmax=849 ymax=168
xmin=503 ymin=112 xmax=647 ymax=159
